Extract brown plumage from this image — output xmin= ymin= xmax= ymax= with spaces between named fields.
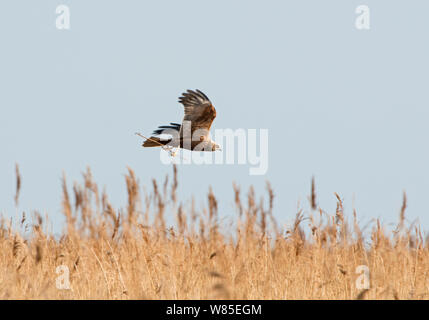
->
xmin=179 ymin=89 xmax=217 ymax=133
xmin=142 ymin=89 xmax=221 ymax=152
xmin=142 ymin=136 xmax=170 ymax=148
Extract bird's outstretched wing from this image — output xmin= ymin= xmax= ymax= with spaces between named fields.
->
xmin=178 ymin=90 xmax=216 ymax=136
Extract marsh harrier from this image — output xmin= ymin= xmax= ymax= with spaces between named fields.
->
xmin=141 ymin=90 xmax=220 ymax=153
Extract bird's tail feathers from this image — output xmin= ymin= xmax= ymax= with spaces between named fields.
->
xmin=142 ymin=136 xmax=171 ymax=148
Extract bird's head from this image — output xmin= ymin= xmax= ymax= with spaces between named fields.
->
xmin=212 ymin=142 xmax=222 ymax=151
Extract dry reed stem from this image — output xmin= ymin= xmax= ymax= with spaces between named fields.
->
xmin=0 ymin=165 xmax=428 ymax=299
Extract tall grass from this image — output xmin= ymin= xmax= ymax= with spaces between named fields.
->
xmin=0 ymin=165 xmax=428 ymax=299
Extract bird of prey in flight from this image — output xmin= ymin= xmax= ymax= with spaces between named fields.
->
xmin=139 ymin=89 xmax=221 ymax=156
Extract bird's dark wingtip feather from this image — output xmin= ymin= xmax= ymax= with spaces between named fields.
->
xmin=178 ymin=89 xmax=211 ymax=105
xmin=196 ymin=89 xmax=209 ymax=101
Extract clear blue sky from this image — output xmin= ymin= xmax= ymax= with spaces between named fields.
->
xmin=1 ymin=1 xmax=428 ymax=234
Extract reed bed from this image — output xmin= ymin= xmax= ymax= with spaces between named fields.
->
xmin=0 ymin=165 xmax=428 ymax=299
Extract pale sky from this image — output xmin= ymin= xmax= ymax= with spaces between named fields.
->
xmin=1 ymin=0 xmax=428 ymax=234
